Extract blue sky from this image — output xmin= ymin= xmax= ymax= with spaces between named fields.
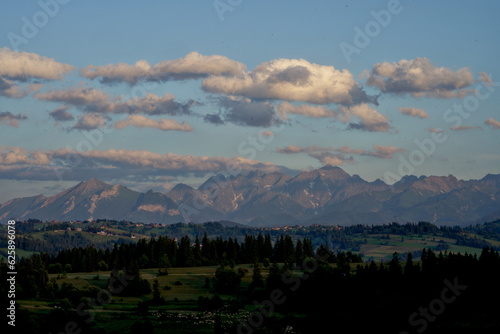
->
xmin=0 ymin=0 xmax=499 ymax=202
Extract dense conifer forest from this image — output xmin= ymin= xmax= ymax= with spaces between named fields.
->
xmin=2 ymin=219 xmax=500 ymax=333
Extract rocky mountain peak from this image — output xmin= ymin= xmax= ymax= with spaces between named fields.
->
xmin=72 ymin=178 xmax=110 ymax=195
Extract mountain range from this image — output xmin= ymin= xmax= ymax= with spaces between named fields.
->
xmin=1 ymin=165 xmax=499 ymax=226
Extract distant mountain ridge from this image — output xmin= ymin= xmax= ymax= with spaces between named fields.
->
xmin=1 ymin=166 xmax=499 ymax=226
xmin=0 ymin=178 xmax=183 ymax=224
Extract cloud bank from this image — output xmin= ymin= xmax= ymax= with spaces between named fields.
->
xmin=203 ymin=58 xmax=376 ymax=105
xmin=114 ymin=115 xmax=193 ymax=132
xmin=366 ymin=57 xmax=474 ymax=98
xmin=35 ymin=87 xmax=194 ymax=116
xmin=81 ymin=52 xmax=246 ymax=84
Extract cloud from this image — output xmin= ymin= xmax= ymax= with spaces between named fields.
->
xmin=345 ymin=103 xmax=391 ymax=132
xmin=277 ymin=144 xmax=366 ymax=155
xmin=276 ymin=144 xmax=403 ymax=160
xmin=309 ymin=152 xmax=354 ymax=166
xmin=276 ymin=145 xmax=305 ymax=154
xmin=0 ymin=147 xmax=290 ymax=182
xmin=35 ymin=86 xmax=194 ymax=116
xmin=398 ymin=107 xmax=429 ymax=119
xmin=0 ymin=77 xmax=43 ymax=98
xmin=114 ymin=115 xmax=193 ymax=132
xmin=0 ymin=48 xmax=72 ymax=99
xmin=277 ymin=102 xmax=389 ymax=132
xmin=203 ymin=58 xmax=375 ymax=105
xmin=49 ymin=106 xmax=75 ymax=122
xmin=260 ymin=130 xmax=274 ymax=137
xmin=203 ymin=113 xmax=225 ymax=125
xmin=366 ymin=57 xmax=474 ymax=98
xmin=71 ymin=113 xmax=110 ymax=131
xmin=0 ymin=146 xmax=50 ymax=165
xmin=484 ymin=118 xmax=500 ymax=129
xmin=0 ymin=111 xmax=27 ymax=128
xmin=210 ymin=96 xmax=283 ymax=127
xmin=364 ymin=145 xmax=405 ymax=159
xmin=450 ymin=125 xmax=483 ymax=131
xmin=80 ymin=52 xmax=246 ymax=84
xmin=477 ymin=72 xmax=493 ymax=86
xmin=277 ymin=102 xmax=339 ymax=119
xmin=0 ymin=47 xmax=74 ymax=81
xmin=427 ymin=127 xmax=444 ymax=133
xmin=334 ymin=145 xmax=366 ymax=154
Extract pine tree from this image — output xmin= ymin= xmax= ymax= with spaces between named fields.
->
xmin=389 ymin=252 xmax=402 ymax=278
xmin=249 ymin=262 xmax=265 ymax=290
xmin=152 ymin=278 xmax=164 ymax=305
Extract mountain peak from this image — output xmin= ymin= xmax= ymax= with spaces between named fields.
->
xmin=73 ymin=178 xmax=110 ymax=195
xmin=292 ymin=165 xmax=350 ymax=184
xmin=318 ymin=165 xmax=350 ymax=179
xmin=320 ymin=164 xmax=341 ymax=170
xmin=86 ymin=177 xmax=105 ymax=184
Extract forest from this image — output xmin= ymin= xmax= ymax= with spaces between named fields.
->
xmin=2 ymin=221 xmax=500 ymax=333
xmin=3 ymin=219 xmax=500 ymax=256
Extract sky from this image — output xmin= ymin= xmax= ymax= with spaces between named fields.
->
xmin=0 ymin=0 xmax=499 ymax=203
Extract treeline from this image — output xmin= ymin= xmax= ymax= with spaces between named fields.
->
xmin=221 ymin=247 xmax=500 ymax=333
xmin=3 ymin=245 xmax=499 ymax=333
xmin=41 ymin=234 xmax=320 ymax=273
xmin=344 ymin=221 xmax=500 ymax=250
xmin=10 ymin=232 xmax=131 ymax=253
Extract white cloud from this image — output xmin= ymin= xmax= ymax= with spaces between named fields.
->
xmin=0 ymin=146 xmax=50 ymax=165
xmin=81 ymin=52 xmax=246 ymax=84
xmin=309 ymin=152 xmax=354 ymax=166
xmin=366 ymin=57 xmax=474 ymax=98
xmin=203 ymin=58 xmax=375 ymax=105
xmin=344 ymin=103 xmax=391 ymax=132
xmin=0 ymin=48 xmax=71 ymax=99
xmin=0 ymin=47 xmax=74 ymax=81
xmin=114 ymin=115 xmax=193 ymax=132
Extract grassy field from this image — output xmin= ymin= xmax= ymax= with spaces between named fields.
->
xmin=17 ymin=265 xmax=264 ymax=334
xmin=357 ymin=233 xmax=485 ymax=261
xmin=30 ymin=229 xmax=150 ymax=243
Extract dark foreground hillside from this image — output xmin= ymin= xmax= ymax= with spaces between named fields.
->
xmin=2 ymin=244 xmax=500 ymax=333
